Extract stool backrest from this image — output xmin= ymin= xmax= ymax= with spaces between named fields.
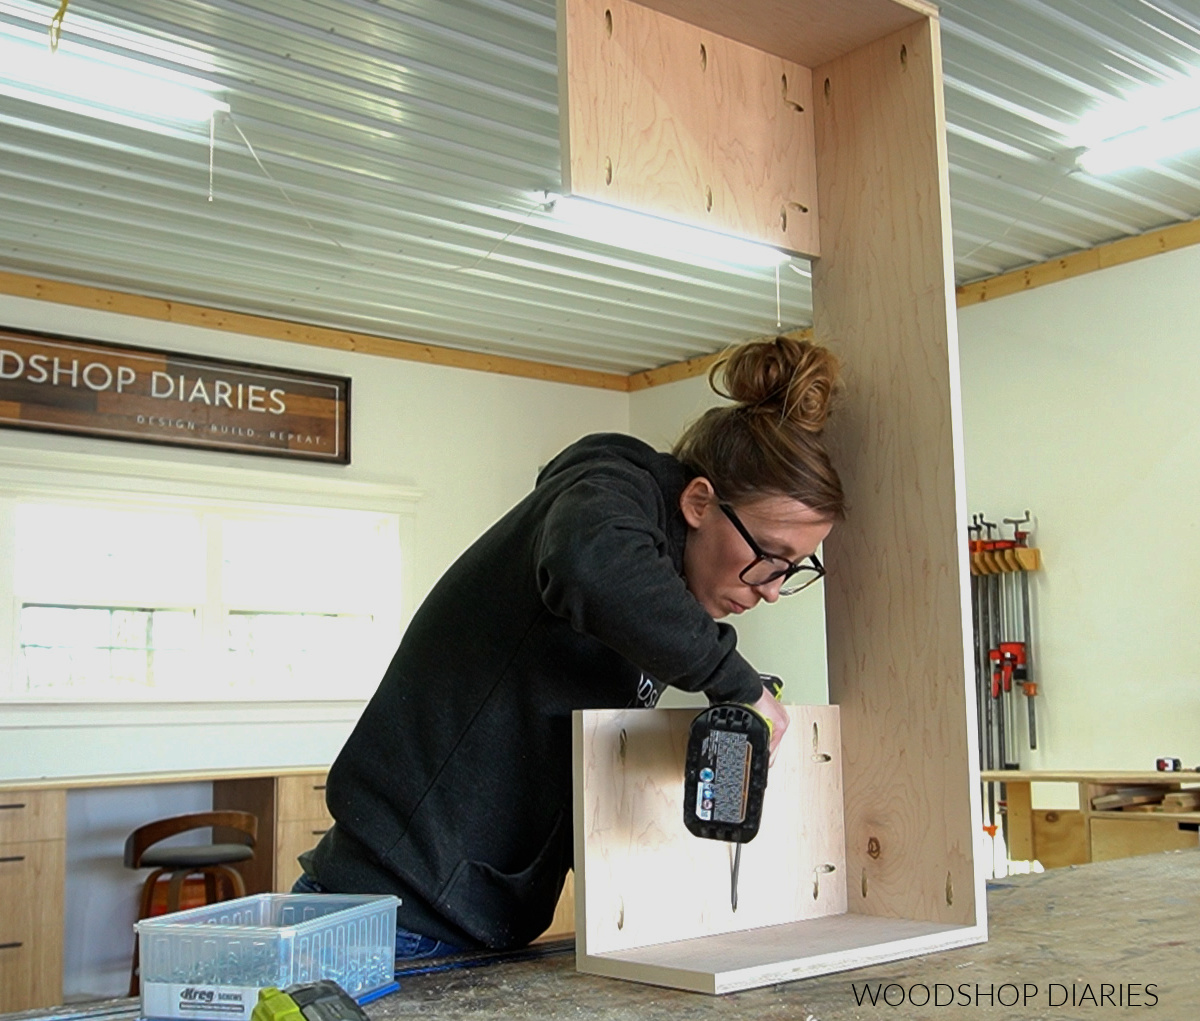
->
xmin=124 ymin=810 xmax=258 ymax=869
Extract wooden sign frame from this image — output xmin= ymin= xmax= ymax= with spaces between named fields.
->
xmin=0 ymin=328 xmax=350 ymax=463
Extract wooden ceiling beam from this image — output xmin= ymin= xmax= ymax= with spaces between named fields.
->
xmin=5 ymin=214 xmax=1197 ymax=397
xmin=956 ymin=215 xmax=1200 ymax=308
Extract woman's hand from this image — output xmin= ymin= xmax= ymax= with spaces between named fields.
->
xmin=750 ymin=685 xmax=789 ymax=766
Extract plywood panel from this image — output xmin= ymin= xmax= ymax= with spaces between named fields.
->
xmin=586 ymin=914 xmax=979 ymax=994
xmin=632 ymin=0 xmax=932 ymax=67
xmin=1031 ymin=810 xmax=1088 ymax=869
xmin=537 ymin=872 xmax=576 ymax=941
xmin=1004 ymin=780 xmax=1034 ymax=861
xmin=574 ymin=706 xmax=844 ymax=958
xmin=559 ymin=0 xmax=819 ymax=256
xmin=812 ymin=18 xmax=980 ymax=928
xmin=1090 ymin=818 xmax=1199 ymax=862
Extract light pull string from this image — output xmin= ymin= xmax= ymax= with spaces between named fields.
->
xmin=776 ymin=262 xmax=782 ymax=330
xmin=49 ymin=0 xmax=70 ymax=51
xmin=224 ymin=111 xmax=346 ymax=253
xmin=448 ymin=200 xmax=545 ymax=273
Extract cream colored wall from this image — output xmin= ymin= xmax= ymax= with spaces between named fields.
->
xmin=957 ymin=244 xmax=1200 ymax=803
xmin=0 ymin=294 xmax=627 ymax=778
xmin=628 ymin=375 xmax=831 ymax=707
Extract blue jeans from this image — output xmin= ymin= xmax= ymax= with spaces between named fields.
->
xmin=291 ymin=872 xmax=460 ymax=960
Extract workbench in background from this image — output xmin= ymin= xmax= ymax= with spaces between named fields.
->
xmin=7 ymin=850 xmax=1197 ymax=1021
xmin=983 ymin=769 xmax=1200 ymax=868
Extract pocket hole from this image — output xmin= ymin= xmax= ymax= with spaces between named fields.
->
xmin=705 ymin=185 xmax=713 ymax=212
xmin=824 ymin=77 xmax=831 ymax=100
xmin=813 ymin=863 xmax=835 ymax=900
xmin=699 ymin=44 xmax=707 ymax=70
xmin=811 ymin=721 xmax=831 ymax=762
xmin=604 ymin=9 xmax=612 ymax=36
xmin=861 ymin=870 xmax=868 ymax=897
xmin=780 ymin=206 xmax=787 ymax=232
xmin=946 ymin=871 xmax=954 ymax=906
xmin=900 ymin=44 xmax=908 ymax=68
xmin=604 ymin=157 xmax=612 ymax=185
xmin=618 ymin=728 xmax=627 ymax=760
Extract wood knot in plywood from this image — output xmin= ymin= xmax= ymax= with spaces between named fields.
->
xmin=867 ymin=836 xmax=881 ymax=859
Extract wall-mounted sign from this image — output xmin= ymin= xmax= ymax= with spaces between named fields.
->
xmin=0 ymin=328 xmax=350 ymax=463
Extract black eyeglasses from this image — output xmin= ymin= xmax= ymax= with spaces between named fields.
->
xmin=719 ymin=503 xmax=825 ymax=596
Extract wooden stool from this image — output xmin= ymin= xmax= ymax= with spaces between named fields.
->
xmin=125 ymin=810 xmax=258 ymax=996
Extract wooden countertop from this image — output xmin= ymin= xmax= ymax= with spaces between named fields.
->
xmin=0 ymin=765 xmax=331 ymax=791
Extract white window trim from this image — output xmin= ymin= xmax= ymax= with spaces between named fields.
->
xmin=0 ymin=444 xmax=421 ymax=714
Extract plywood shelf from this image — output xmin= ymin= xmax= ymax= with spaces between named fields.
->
xmin=585 ymin=915 xmax=980 ymax=995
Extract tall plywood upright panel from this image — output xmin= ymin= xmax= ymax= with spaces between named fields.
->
xmin=812 ymin=15 xmax=983 ymax=935
xmin=562 ymin=0 xmax=984 ymax=994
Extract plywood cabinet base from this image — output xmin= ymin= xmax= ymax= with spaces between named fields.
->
xmin=584 ymin=915 xmax=976 ymax=995
xmin=573 ymin=708 xmax=984 ymax=993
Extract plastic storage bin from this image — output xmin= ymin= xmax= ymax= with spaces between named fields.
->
xmin=136 ymin=893 xmax=399 ymax=1021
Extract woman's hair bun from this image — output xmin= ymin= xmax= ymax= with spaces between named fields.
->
xmin=710 ymin=335 xmax=840 ymax=433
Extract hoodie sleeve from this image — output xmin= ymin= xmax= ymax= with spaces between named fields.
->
xmin=533 ymin=469 xmax=764 ymax=705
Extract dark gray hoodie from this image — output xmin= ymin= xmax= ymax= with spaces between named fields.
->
xmin=307 ymin=433 xmax=763 ymax=948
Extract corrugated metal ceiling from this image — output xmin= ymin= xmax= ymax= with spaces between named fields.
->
xmin=1 ymin=0 xmax=1198 ymax=374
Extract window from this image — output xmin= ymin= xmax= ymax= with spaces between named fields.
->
xmin=5 ymin=494 xmax=405 ymax=702
xmin=20 ymin=605 xmax=198 ymax=695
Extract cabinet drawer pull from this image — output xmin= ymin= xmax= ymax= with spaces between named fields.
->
xmin=0 ymin=855 xmax=26 ymax=863
xmin=0 ymin=942 xmax=23 ymax=950
xmin=0 ymin=803 xmax=27 ymax=811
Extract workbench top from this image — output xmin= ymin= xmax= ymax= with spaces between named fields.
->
xmin=981 ymin=769 xmax=1200 ymax=784
xmin=8 ymin=851 xmax=1197 ymax=1021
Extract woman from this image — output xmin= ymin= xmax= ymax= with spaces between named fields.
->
xmin=296 ymin=335 xmax=845 ymax=958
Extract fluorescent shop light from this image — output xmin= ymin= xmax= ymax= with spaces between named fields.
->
xmin=1073 ymin=74 xmax=1200 ymax=175
xmin=0 ymin=25 xmax=228 ymax=128
xmin=546 ymin=194 xmax=790 ymax=268
xmin=1077 ymin=108 xmax=1200 ymax=175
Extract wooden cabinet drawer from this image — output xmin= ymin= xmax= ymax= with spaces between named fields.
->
xmin=275 ymin=818 xmax=333 ymax=892
xmin=0 ymin=789 xmax=65 ymax=844
xmin=0 ymin=840 xmax=65 ymax=1012
xmin=276 ymin=774 xmax=332 ymax=823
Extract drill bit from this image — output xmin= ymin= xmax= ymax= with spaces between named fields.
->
xmin=731 ymin=839 xmax=742 ymax=911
